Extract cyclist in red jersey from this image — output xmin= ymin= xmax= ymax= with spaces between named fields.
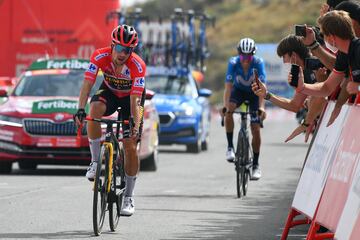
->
xmin=74 ymin=24 xmax=146 ymax=216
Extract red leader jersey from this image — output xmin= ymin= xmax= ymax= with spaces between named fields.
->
xmin=84 ymin=47 xmax=146 ymax=98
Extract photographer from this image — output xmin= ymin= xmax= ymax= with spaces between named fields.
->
xmin=295 ymin=11 xmax=360 ymax=105
xmin=252 ymin=35 xmax=327 ymax=142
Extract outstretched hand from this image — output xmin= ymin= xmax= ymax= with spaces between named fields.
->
xmin=285 ymin=121 xmax=314 ymax=143
xmin=285 ymin=125 xmax=306 ymax=143
xmin=251 ymin=80 xmax=267 ymax=98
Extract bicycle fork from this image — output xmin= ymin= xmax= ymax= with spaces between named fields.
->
xmin=92 ymin=142 xmax=114 ymax=193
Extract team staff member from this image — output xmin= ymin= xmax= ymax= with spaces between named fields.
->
xmin=74 ymin=24 xmax=146 ymax=216
xmin=223 ymin=38 xmax=267 ymax=180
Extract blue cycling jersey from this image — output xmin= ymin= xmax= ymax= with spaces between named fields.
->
xmin=225 ymin=55 xmax=267 ymax=92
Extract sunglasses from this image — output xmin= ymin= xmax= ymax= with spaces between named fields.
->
xmin=114 ymin=44 xmax=133 ymax=54
xmin=239 ymin=54 xmax=253 ymax=61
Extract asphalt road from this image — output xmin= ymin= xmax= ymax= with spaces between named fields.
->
xmin=0 ymin=109 xmax=310 ymax=240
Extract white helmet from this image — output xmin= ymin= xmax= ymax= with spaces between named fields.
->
xmin=237 ymin=38 xmax=256 ymax=54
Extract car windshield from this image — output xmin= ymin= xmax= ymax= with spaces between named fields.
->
xmin=13 ymin=70 xmax=102 ymax=97
xmin=146 ymin=75 xmax=193 ymax=96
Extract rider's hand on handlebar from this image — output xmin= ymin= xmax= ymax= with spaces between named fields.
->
xmin=258 ymin=108 xmax=266 ymax=121
xmin=73 ymin=108 xmax=87 ymax=127
xmin=131 ymin=128 xmax=140 ymax=141
xmin=220 ymin=106 xmax=227 ymax=117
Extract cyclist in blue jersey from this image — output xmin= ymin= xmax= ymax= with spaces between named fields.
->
xmin=223 ymin=38 xmax=267 ymax=180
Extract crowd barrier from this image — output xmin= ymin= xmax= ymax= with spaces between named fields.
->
xmin=281 ymin=101 xmax=360 ymax=240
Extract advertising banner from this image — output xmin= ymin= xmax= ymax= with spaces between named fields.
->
xmin=335 ymin=157 xmax=360 ymax=240
xmin=292 ymin=102 xmax=349 ymax=218
xmin=316 ymin=107 xmax=360 ymax=231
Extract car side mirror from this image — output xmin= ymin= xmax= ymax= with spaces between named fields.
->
xmin=145 ymin=89 xmax=155 ymax=100
xmin=198 ymin=88 xmax=212 ymax=97
xmin=0 ymin=89 xmax=8 ymax=97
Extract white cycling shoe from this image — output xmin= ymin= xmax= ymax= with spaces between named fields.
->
xmin=226 ymin=147 xmax=235 ymax=163
xmin=120 ymin=197 xmax=135 ymax=216
xmin=85 ymin=162 xmax=97 ymax=181
xmin=251 ymin=166 xmax=262 ymax=180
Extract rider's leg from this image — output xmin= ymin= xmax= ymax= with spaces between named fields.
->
xmin=88 ymin=101 xmax=106 ymax=160
xmin=123 ymin=138 xmax=139 ymax=196
xmin=249 ymin=93 xmax=261 ymax=168
xmin=225 ymin=102 xmax=237 ymax=148
xmin=250 ymin=123 xmax=261 ymax=166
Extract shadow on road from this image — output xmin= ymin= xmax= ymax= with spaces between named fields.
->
xmin=0 ymin=230 xmax=96 ymax=239
xmin=8 ymin=168 xmax=85 ymax=177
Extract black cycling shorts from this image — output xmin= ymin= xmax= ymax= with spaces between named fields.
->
xmin=90 ymin=82 xmax=145 ymax=138
xmin=229 ymin=87 xmax=260 ymax=124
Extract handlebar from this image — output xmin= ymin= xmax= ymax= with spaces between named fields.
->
xmin=220 ymin=108 xmax=264 ymax=128
xmin=75 ymin=117 xmax=130 ymax=146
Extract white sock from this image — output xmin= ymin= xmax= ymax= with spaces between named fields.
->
xmin=125 ymin=174 xmax=137 ymax=197
xmin=89 ymin=138 xmax=101 ymax=163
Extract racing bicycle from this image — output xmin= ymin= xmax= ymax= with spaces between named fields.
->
xmin=222 ymin=101 xmax=255 ymax=198
xmin=77 ymin=108 xmax=127 ymax=236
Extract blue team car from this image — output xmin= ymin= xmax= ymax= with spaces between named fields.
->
xmin=145 ymin=66 xmax=212 ymax=153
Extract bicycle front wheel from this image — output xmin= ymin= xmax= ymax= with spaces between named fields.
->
xmin=93 ymin=145 xmax=110 ymax=236
xmin=109 ymin=142 xmax=126 ymax=231
xmin=235 ymin=159 xmax=242 ymax=198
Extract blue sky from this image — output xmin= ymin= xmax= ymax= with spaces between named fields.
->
xmin=121 ymin=0 xmax=149 ymax=7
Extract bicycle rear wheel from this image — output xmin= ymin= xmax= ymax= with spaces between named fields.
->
xmin=109 ymin=142 xmax=126 ymax=231
xmin=93 ymin=145 xmax=110 ymax=236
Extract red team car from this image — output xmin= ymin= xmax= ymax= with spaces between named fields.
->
xmin=0 ymin=59 xmax=159 ymax=173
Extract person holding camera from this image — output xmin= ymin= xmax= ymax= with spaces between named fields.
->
xmin=294 ymin=10 xmax=360 ymax=106
xmin=222 ymin=37 xmax=266 ymax=180
xmin=325 ymin=1 xmax=360 ymax=125
xmin=252 ymin=35 xmax=327 ymax=142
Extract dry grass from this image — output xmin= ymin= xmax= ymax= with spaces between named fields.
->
xmin=204 ymin=0 xmax=323 ymax=103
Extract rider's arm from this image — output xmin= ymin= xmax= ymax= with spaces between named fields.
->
xmin=268 ymin=92 xmax=307 ymax=112
xmin=223 ymin=82 xmax=233 ymax=110
xmin=130 ymin=94 xmax=141 ymax=131
xmin=78 ymin=80 xmax=94 ymax=109
xmin=78 ymin=53 xmax=100 ymax=109
xmin=130 ymin=71 xmax=146 ymax=132
xmin=224 ymin=58 xmax=235 ymax=110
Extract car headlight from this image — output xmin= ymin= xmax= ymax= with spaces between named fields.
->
xmin=175 ymin=106 xmax=195 ymax=117
xmin=0 ymin=115 xmax=23 ymax=127
xmin=175 ymin=103 xmax=195 ymax=117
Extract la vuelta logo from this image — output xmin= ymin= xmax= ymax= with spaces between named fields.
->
xmin=32 ymin=99 xmax=82 ymax=114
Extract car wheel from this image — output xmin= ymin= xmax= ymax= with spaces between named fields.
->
xmin=201 ymin=134 xmax=209 ymax=151
xmin=18 ymin=161 xmax=37 ymax=170
xmin=141 ymin=146 xmax=158 ymax=171
xmin=186 ymin=136 xmax=201 ymax=153
xmin=0 ymin=162 xmax=12 ymax=174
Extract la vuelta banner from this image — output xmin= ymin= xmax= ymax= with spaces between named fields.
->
xmin=315 ymin=106 xmax=360 ymax=231
xmin=292 ymin=102 xmax=349 ymax=218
